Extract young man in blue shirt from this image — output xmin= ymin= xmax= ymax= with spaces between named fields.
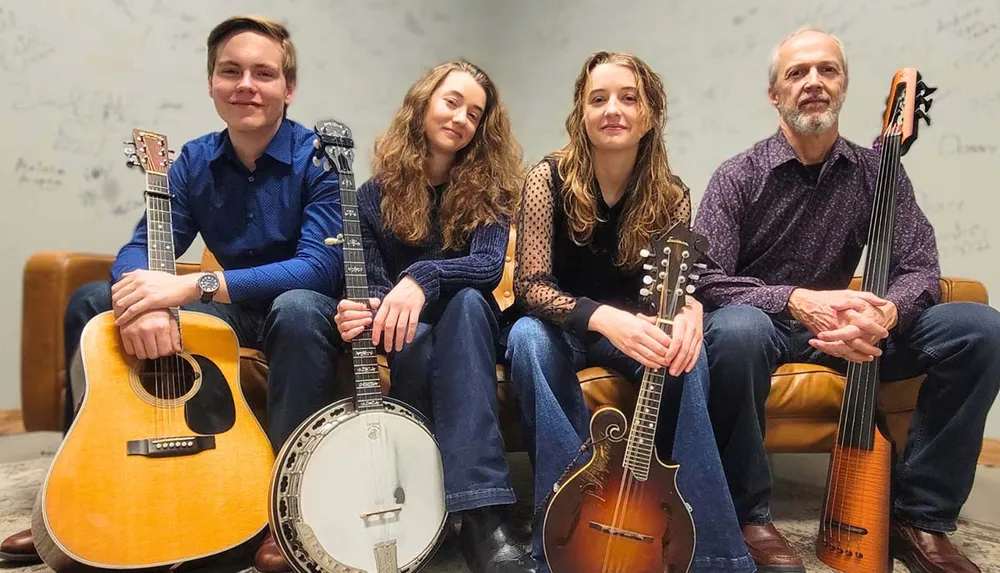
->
xmin=1 ymin=15 xmax=342 ymax=573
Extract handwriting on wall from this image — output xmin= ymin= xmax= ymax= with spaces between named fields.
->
xmin=78 ymin=165 xmax=144 ymax=218
xmin=14 ymin=158 xmax=65 ymax=191
xmin=939 ymin=133 xmax=999 ymax=156
xmin=0 ymin=7 xmax=55 ymax=73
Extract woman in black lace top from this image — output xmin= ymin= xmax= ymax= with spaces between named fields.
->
xmin=502 ymin=51 xmax=754 ymax=572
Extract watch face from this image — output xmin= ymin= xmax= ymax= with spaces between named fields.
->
xmin=199 ymin=273 xmax=220 ymax=291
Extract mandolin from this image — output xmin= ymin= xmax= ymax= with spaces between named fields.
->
xmin=816 ymin=69 xmax=936 ymax=572
xmin=542 ymin=222 xmax=705 ymax=573
xmin=31 ymin=130 xmax=275 ymax=571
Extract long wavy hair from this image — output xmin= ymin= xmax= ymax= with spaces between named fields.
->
xmin=372 ymin=61 xmax=522 ymax=250
xmin=553 ymin=51 xmax=686 ymax=270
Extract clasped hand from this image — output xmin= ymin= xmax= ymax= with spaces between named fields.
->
xmin=788 ymin=288 xmax=898 ymax=363
xmin=111 ymin=270 xmax=200 ymax=359
xmin=590 ymin=299 xmax=704 ymax=377
xmin=334 ymin=276 xmax=425 ymax=352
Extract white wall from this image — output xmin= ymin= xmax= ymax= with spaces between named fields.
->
xmin=2 ymin=0 xmax=999 ymax=436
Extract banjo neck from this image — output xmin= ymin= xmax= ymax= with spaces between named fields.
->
xmin=316 ymin=121 xmax=384 ymax=413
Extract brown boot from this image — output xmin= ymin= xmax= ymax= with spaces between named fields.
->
xmin=742 ymin=523 xmax=805 ymax=573
xmin=890 ymin=521 xmax=981 ymax=573
xmin=254 ymin=531 xmax=290 ymax=573
xmin=0 ymin=528 xmax=41 ymax=564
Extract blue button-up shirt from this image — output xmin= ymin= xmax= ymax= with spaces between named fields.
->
xmin=111 ymin=119 xmax=344 ymax=304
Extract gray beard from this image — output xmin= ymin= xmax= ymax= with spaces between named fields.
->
xmin=780 ymin=99 xmax=842 ymax=135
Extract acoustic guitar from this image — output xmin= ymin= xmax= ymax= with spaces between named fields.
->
xmin=31 ymin=130 xmax=275 ymax=571
xmin=542 ymin=222 xmax=705 ymax=573
xmin=816 ymin=69 xmax=936 ymax=572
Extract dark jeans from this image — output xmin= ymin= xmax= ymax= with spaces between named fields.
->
xmin=386 ymin=287 xmax=515 ymax=513
xmin=63 ymin=281 xmax=343 ymax=453
xmin=502 ymin=316 xmax=756 ymax=573
xmin=704 ymin=302 xmax=1000 ymax=532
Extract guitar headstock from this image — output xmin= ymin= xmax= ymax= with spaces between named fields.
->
xmin=879 ymin=68 xmax=936 ymax=155
xmin=311 ymin=118 xmax=355 ymax=185
xmin=638 ymin=223 xmax=709 ymax=322
xmin=124 ymin=129 xmax=174 ymax=175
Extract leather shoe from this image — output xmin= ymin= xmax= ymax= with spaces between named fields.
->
xmin=254 ymin=531 xmax=290 ymax=573
xmin=0 ymin=528 xmax=41 ymax=564
xmin=460 ymin=506 xmax=537 ymax=573
xmin=890 ymin=521 xmax=980 ymax=573
xmin=742 ymin=523 xmax=805 ymax=572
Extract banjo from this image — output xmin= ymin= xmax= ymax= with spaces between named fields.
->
xmin=269 ymin=118 xmax=449 ymax=573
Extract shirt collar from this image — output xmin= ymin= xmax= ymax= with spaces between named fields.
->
xmin=766 ymin=128 xmax=859 ymax=170
xmin=210 ymin=119 xmax=294 ymax=166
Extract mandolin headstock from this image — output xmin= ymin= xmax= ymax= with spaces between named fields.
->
xmin=637 ymin=223 xmax=709 ymax=330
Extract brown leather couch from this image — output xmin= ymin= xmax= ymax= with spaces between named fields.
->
xmin=20 ymin=233 xmax=989 ymax=455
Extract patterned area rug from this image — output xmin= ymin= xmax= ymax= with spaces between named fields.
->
xmin=1 ymin=452 xmax=998 ymax=572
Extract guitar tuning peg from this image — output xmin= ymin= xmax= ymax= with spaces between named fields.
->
xmin=168 ymin=149 xmax=176 ymax=155
xmin=639 ymin=287 xmax=652 ymax=297
xmin=685 ymin=285 xmax=696 ymax=294
xmin=322 ymin=157 xmax=331 ymax=171
xmin=689 ymin=273 xmax=700 ymax=282
xmin=640 ymin=248 xmax=651 ymax=258
xmin=642 ymin=275 xmax=653 ymax=285
xmin=312 ymin=155 xmax=321 ymax=168
xmin=915 ymin=109 xmax=931 ymax=126
xmin=693 ymin=262 xmax=708 ymax=269
xmin=313 ymin=138 xmax=320 ymax=149
xmin=642 ymin=263 xmax=655 ymax=271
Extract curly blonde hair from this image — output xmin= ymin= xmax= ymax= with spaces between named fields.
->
xmin=373 ymin=61 xmax=522 ymax=250
xmin=553 ymin=51 xmax=686 ymax=270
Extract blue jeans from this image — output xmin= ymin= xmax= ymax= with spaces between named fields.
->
xmin=503 ymin=316 xmax=756 ymax=573
xmin=703 ymin=302 xmax=1000 ymax=532
xmin=63 ymin=281 xmax=343 ymax=453
xmin=387 ymin=288 xmax=516 ymax=513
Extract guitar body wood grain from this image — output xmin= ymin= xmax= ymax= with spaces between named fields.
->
xmin=32 ymin=310 xmax=274 ymax=571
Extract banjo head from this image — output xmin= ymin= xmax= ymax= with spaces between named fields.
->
xmin=269 ymin=397 xmax=448 ymax=572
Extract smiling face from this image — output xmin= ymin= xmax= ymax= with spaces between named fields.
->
xmin=583 ymin=63 xmax=649 ymax=152
xmin=208 ymin=30 xmax=295 ymax=135
xmin=422 ymin=70 xmax=487 ymax=158
xmin=769 ymin=30 xmax=847 ymax=136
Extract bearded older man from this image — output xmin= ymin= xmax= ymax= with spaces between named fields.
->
xmin=691 ymin=26 xmax=1000 ymax=573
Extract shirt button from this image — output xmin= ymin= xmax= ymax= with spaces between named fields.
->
xmin=248 ymin=176 xmax=255 ymax=182
xmin=247 ymin=212 xmax=255 ymax=220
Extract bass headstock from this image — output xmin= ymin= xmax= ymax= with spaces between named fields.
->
xmin=638 ymin=223 xmax=709 ymax=324
xmin=880 ymin=68 xmax=935 ymax=155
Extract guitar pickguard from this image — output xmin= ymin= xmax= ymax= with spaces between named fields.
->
xmin=184 ymin=354 xmax=236 ymax=434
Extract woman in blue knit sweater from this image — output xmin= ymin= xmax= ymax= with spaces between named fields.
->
xmin=333 ymin=61 xmax=533 ymax=573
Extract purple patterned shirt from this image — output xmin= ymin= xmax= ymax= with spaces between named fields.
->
xmin=692 ymin=130 xmax=941 ymax=332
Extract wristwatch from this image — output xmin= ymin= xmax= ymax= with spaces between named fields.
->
xmin=197 ymin=272 xmax=220 ymax=304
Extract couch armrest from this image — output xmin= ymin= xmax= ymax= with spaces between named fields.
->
xmin=939 ymin=277 xmax=987 ymax=305
xmin=20 ymin=251 xmax=202 ymax=430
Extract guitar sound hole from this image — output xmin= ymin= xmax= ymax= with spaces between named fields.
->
xmin=136 ymin=357 xmax=197 ymax=400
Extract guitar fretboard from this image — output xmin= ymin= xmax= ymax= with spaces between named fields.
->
xmin=145 ymin=173 xmax=176 ymax=276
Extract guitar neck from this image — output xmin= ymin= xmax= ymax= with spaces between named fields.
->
xmin=837 ymin=131 xmax=903 ymax=451
xmin=339 ymin=182 xmax=384 ymax=412
xmin=145 ymin=172 xmax=176 ymax=276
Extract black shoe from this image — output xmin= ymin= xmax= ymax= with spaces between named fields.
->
xmin=460 ymin=506 xmax=538 ymax=573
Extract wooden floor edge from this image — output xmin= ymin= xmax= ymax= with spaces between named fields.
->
xmin=0 ymin=409 xmax=25 ymax=436
xmin=981 ymin=438 xmax=1000 ymax=468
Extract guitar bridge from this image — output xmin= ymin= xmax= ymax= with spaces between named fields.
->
xmin=126 ymin=436 xmax=215 ymax=457
xmin=373 ymin=540 xmax=398 ymax=573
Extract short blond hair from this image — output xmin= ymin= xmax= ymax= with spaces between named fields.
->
xmin=206 ymin=15 xmax=297 ymax=86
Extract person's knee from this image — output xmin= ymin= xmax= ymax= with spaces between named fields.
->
xmin=268 ymin=289 xmax=335 ymax=333
xmin=506 ymin=316 xmax=558 ymax=360
xmin=65 ymin=281 xmax=112 ymax=318
xmin=704 ymin=305 xmax=775 ymax=349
